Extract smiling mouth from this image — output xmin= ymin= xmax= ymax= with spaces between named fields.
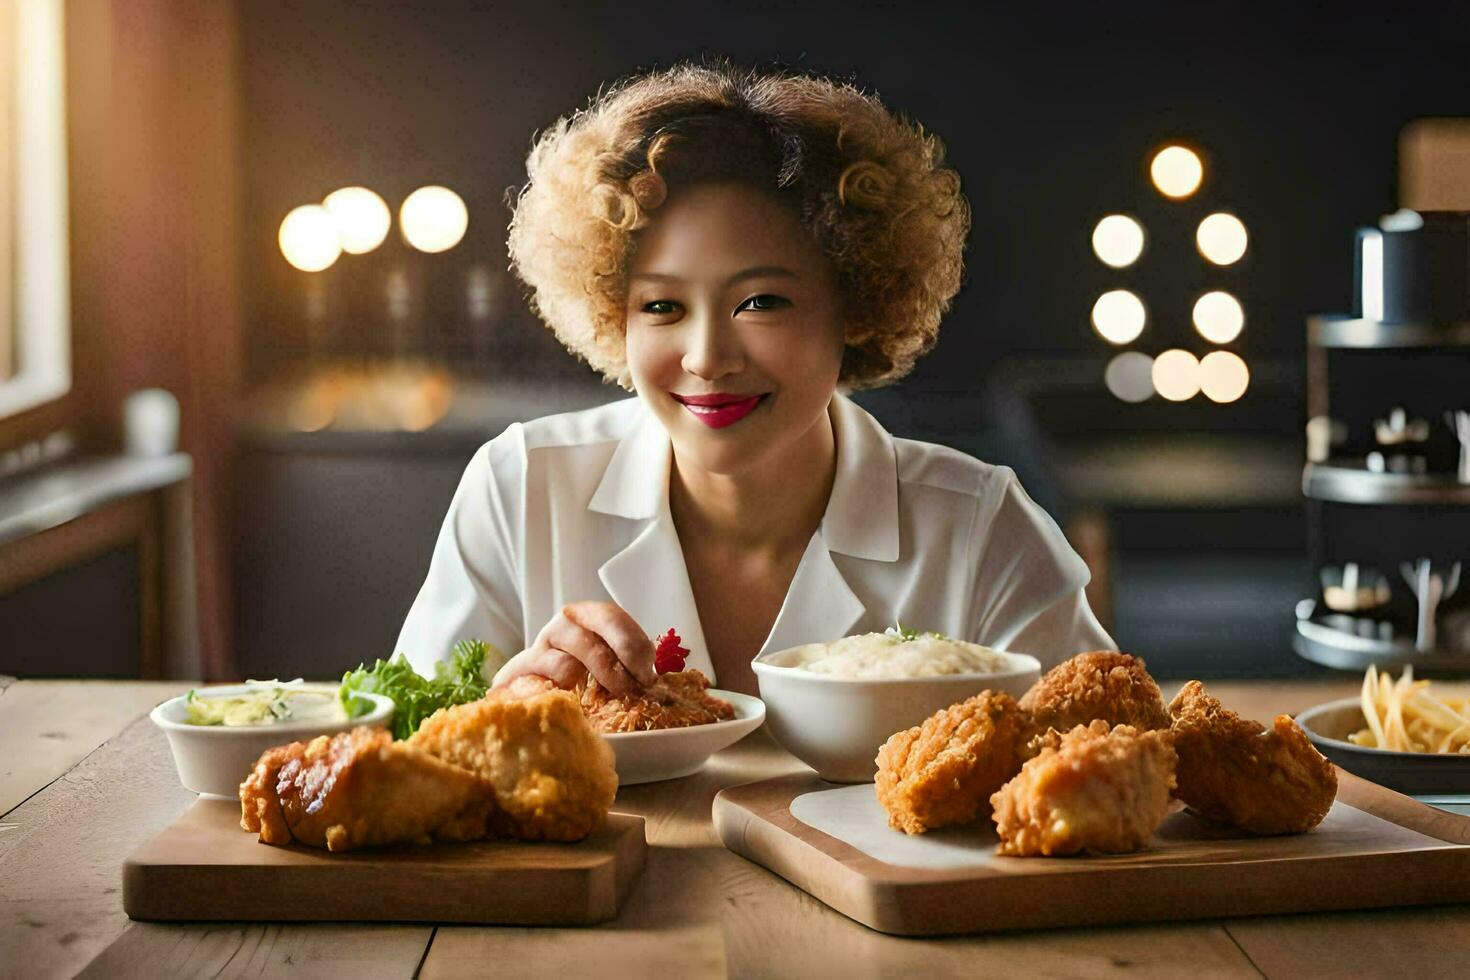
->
xmin=671 ymin=392 xmax=769 ymax=429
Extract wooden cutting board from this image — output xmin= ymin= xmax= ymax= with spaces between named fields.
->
xmin=124 ymin=799 xmax=646 ymax=925
xmin=713 ymin=769 xmax=1470 ymax=936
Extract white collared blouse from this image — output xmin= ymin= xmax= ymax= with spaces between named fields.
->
xmin=395 ymin=392 xmax=1115 ymax=680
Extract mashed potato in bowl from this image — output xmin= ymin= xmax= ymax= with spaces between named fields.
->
xmin=762 ymin=629 xmax=1010 ymax=680
xmin=752 ymin=628 xmax=1040 ymax=781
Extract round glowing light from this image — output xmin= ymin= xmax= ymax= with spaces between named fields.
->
xmin=1192 ymin=290 xmax=1245 ymax=344
xmin=1197 ymin=212 xmax=1248 ymax=265
xmin=1091 ymin=214 xmax=1145 ymax=268
xmin=323 ymin=186 xmax=390 ymax=254
xmin=1150 ymin=145 xmax=1203 ymax=199
xmin=400 ymin=185 xmax=468 ymax=253
xmin=278 ymin=205 xmax=342 ymax=272
xmin=1152 ymin=349 xmax=1201 ymax=402
xmin=1091 ymin=290 xmax=1147 ymax=345
xmin=1200 ymin=350 xmax=1250 ymax=403
xmin=1105 ymin=351 xmax=1155 ymax=403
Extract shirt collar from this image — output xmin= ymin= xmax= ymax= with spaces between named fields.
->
xmin=588 ymin=392 xmax=901 ymax=563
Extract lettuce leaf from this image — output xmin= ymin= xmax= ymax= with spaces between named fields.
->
xmin=338 ymin=639 xmax=499 ymax=740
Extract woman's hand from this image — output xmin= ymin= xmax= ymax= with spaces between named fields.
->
xmin=493 ymin=601 xmax=657 ymax=695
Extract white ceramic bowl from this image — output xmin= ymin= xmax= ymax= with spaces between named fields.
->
xmin=603 ymin=690 xmax=765 ymax=785
xmin=150 ymin=684 xmax=395 ymax=799
xmin=752 ymin=650 xmax=1041 ymax=782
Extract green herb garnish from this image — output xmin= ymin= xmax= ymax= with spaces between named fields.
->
xmin=338 ymin=639 xmax=502 ymax=740
xmin=884 ymin=622 xmax=952 ymax=643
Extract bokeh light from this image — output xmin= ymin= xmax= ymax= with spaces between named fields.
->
xmin=323 ymin=187 xmax=391 ymax=254
xmin=1200 ymin=350 xmax=1250 ymax=403
xmin=1150 ymin=145 xmax=1203 ymax=199
xmin=1091 ymin=290 xmax=1147 ymax=344
xmin=1152 ymin=349 xmax=1201 ymax=401
xmin=1105 ymin=351 xmax=1155 ymax=403
xmin=1197 ymin=212 xmax=1249 ymax=265
xmin=278 ymin=205 xmax=342 ymax=272
xmin=1192 ymin=290 xmax=1245 ymax=344
xmin=400 ymin=186 xmax=468 ymax=253
xmin=1091 ymin=214 xmax=1145 ymax=268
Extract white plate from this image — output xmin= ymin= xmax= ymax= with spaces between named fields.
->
xmin=602 ymin=690 xmax=765 ymax=785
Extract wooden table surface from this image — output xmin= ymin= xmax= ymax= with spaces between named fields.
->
xmin=5 ymin=675 xmax=1470 ymax=979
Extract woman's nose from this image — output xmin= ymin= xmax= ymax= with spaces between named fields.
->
xmin=680 ymin=308 xmax=744 ymax=380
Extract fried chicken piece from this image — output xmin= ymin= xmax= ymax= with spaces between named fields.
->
xmin=1019 ymin=652 xmax=1171 ymax=736
xmin=239 ymin=726 xmax=496 ymax=852
xmin=1168 ymin=680 xmax=1337 ymax=835
xmin=579 ymin=669 xmax=735 ymax=733
xmin=875 ymin=691 xmax=1027 ymax=834
xmin=991 ymin=721 xmax=1177 ymax=856
xmin=408 ymin=685 xmax=618 ymax=841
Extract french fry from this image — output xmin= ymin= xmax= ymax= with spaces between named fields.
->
xmin=1350 ymin=665 xmax=1470 ymax=754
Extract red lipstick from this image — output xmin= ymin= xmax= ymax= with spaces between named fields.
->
xmin=671 ymin=392 xmax=768 ymax=429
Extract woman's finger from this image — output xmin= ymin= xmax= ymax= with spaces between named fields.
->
xmin=493 ymin=647 xmax=585 ymax=690
xmin=542 ymin=616 xmax=641 ymax=695
xmin=564 ymin=602 xmax=657 ymax=687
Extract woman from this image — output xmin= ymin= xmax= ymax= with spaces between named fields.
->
xmin=396 ymin=63 xmax=1113 ymax=697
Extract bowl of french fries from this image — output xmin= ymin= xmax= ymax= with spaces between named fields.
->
xmin=1296 ymin=664 xmax=1470 ymax=794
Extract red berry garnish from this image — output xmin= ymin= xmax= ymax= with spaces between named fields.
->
xmin=654 ymin=628 xmax=690 ymax=674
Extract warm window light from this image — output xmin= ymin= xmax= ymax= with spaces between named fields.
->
xmin=1091 ymin=214 xmax=1145 ymax=268
xmin=1197 ymin=212 xmax=1248 ymax=265
xmin=278 ymin=205 xmax=342 ymax=272
xmin=400 ymin=186 xmax=468 ymax=253
xmin=1192 ymin=290 xmax=1245 ymax=344
xmin=1200 ymin=350 xmax=1250 ymax=403
xmin=1091 ymin=290 xmax=1147 ymax=344
xmin=1150 ymin=145 xmax=1203 ymax=199
xmin=323 ymin=187 xmax=390 ymax=254
xmin=1105 ymin=351 xmax=1155 ymax=403
xmin=1152 ymin=349 xmax=1201 ymax=401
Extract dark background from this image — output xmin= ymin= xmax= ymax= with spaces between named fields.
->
xmin=8 ymin=1 xmax=1466 ymax=681
xmin=241 ymin=0 xmax=1469 ymax=418
xmin=218 ymin=0 xmax=1470 ymax=680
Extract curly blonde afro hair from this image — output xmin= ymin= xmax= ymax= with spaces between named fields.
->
xmin=506 ymin=62 xmax=970 ymax=389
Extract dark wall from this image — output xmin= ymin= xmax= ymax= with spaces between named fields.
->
xmin=240 ymin=1 xmax=1470 ymax=428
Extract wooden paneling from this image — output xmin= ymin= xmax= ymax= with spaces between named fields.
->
xmin=63 ymin=0 xmax=244 ymax=676
xmin=1401 ymin=118 xmax=1470 ymax=212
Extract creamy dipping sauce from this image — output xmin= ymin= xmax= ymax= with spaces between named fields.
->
xmin=184 ymin=682 xmax=347 ymax=726
xmin=765 ymin=631 xmax=1010 ymax=679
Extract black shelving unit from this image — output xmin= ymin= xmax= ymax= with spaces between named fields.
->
xmin=1295 ymin=315 xmax=1470 ymax=671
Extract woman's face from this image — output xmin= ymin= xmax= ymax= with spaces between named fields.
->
xmin=625 ymin=181 xmax=846 ymax=477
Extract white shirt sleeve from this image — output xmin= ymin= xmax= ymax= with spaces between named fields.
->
xmin=394 ymin=427 xmax=528 ymax=678
xmin=969 ymin=468 xmax=1116 ymax=668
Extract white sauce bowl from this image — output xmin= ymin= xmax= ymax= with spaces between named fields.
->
xmin=752 ymin=649 xmax=1041 ymax=782
xmin=150 ymin=684 xmax=394 ymax=799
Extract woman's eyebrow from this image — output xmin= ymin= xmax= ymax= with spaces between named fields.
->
xmin=629 ymin=265 xmax=799 ymax=286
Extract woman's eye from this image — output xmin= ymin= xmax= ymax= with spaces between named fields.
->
xmin=641 ymin=300 xmax=679 ymax=315
xmin=739 ymin=294 xmax=790 ymax=312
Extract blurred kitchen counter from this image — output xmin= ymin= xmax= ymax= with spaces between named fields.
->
xmin=1057 ymin=433 xmax=1302 ymax=510
xmin=0 ymin=453 xmax=196 ymax=678
xmin=234 ymin=376 xmax=624 ymax=680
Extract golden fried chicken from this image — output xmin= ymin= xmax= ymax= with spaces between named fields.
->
xmin=408 ymin=685 xmax=618 ymax=841
xmin=1168 ymin=680 xmax=1337 ymax=835
xmin=874 ymin=691 xmax=1027 ymax=835
xmin=1019 ymin=652 xmax=1171 ymax=736
xmin=991 ymin=721 xmax=1177 ymax=856
xmin=239 ymin=726 xmax=496 ymax=852
xmin=579 ymin=669 xmax=735 ymax=733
